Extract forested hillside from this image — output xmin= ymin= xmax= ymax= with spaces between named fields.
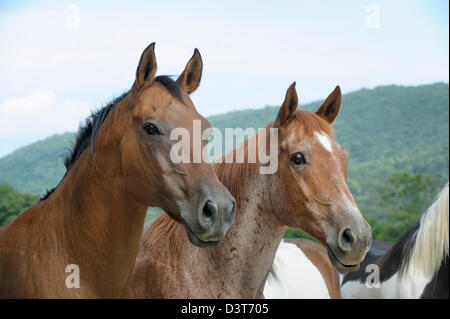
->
xmin=210 ymin=83 xmax=449 ymax=218
xmin=0 ymin=83 xmax=448 ymax=222
xmin=0 ymin=133 xmax=74 ymax=195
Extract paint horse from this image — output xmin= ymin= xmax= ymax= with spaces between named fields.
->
xmin=264 ymin=238 xmax=341 ymax=298
xmin=341 ymin=183 xmax=449 ymax=299
xmin=131 ymin=83 xmax=372 ymax=298
xmin=0 ymin=43 xmax=235 ymax=298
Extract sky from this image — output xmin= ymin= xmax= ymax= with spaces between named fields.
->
xmin=0 ymin=0 xmax=448 ymax=157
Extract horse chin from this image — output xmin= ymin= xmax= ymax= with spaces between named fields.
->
xmin=326 ymin=245 xmax=360 ymax=273
xmin=182 ymin=222 xmax=222 ymax=248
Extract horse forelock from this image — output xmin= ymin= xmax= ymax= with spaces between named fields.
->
xmin=289 ymin=110 xmax=335 ymax=138
xmin=404 ymin=183 xmax=449 ymax=278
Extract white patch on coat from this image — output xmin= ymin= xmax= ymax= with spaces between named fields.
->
xmin=341 ymin=272 xmax=432 ymax=299
xmin=315 ymin=132 xmax=332 ymax=152
xmin=264 ymin=242 xmax=331 ymax=299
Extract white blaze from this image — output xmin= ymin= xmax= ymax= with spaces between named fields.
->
xmin=315 ymin=132 xmax=332 ymax=152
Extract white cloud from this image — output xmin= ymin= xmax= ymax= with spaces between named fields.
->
xmin=0 ymin=89 xmax=92 ymax=156
xmin=0 ymin=1 xmax=447 ymax=155
xmin=1 ymin=5 xmax=447 ymax=100
xmin=0 ymin=89 xmax=56 ymax=119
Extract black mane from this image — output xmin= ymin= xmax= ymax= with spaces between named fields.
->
xmin=40 ymin=75 xmax=181 ymax=201
xmin=154 ymin=75 xmax=182 ymax=99
xmin=63 ymin=90 xmax=130 ymax=172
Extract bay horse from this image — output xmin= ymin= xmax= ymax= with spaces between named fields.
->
xmin=131 ymin=83 xmax=372 ymax=298
xmin=0 ymin=43 xmax=235 ymax=298
xmin=341 ymin=183 xmax=449 ymax=299
xmin=264 ymin=238 xmax=341 ymax=298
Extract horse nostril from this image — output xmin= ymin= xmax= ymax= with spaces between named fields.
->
xmin=201 ymin=200 xmax=217 ymax=227
xmin=339 ymin=228 xmax=356 ymax=252
xmin=203 ymin=201 xmax=213 ymax=218
xmin=343 ymin=229 xmax=354 ymax=244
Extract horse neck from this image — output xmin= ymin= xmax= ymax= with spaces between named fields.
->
xmin=200 ymin=142 xmax=286 ymax=297
xmin=48 ymin=129 xmax=147 ymax=295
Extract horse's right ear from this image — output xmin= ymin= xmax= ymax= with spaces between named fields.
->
xmin=132 ymin=42 xmax=157 ymax=93
xmin=176 ymin=49 xmax=203 ymax=94
xmin=315 ymin=86 xmax=341 ymax=124
xmin=274 ymin=82 xmax=298 ymax=127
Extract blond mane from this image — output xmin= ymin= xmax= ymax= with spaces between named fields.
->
xmin=290 ymin=110 xmax=334 ymax=137
xmin=406 ymin=183 xmax=449 ymax=277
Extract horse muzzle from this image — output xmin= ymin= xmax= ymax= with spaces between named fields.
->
xmin=326 ymin=223 xmax=372 ymax=273
xmin=180 ymin=189 xmax=236 ymax=248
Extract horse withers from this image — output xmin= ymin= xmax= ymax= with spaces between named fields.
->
xmin=0 ymin=43 xmax=235 ymax=298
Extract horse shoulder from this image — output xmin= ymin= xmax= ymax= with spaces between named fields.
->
xmin=0 ymin=204 xmax=68 ymax=297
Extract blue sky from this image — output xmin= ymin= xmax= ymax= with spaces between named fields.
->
xmin=0 ymin=0 xmax=448 ymax=157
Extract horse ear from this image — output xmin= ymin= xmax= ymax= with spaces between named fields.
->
xmin=177 ymin=49 xmax=203 ymax=94
xmin=316 ymin=86 xmax=341 ymax=124
xmin=275 ymin=82 xmax=298 ymax=127
xmin=132 ymin=42 xmax=157 ymax=93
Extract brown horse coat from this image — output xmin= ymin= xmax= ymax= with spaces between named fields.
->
xmin=132 ymin=83 xmax=371 ymax=298
xmin=0 ymin=44 xmax=234 ymax=298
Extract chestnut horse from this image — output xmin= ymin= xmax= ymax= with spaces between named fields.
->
xmin=131 ymin=83 xmax=372 ymax=298
xmin=264 ymin=238 xmax=341 ymax=298
xmin=0 ymin=43 xmax=235 ymax=298
xmin=341 ymin=183 xmax=449 ymax=299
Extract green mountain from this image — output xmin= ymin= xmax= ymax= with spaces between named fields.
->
xmin=0 ymin=133 xmax=75 ymax=195
xmin=0 ymin=83 xmax=448 ymax=219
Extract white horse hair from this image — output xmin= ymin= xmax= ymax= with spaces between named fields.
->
xmin=405 ymin=182 xmax=449 ymax=277
xmin=264 ymin=240 xmax=331 ymax=299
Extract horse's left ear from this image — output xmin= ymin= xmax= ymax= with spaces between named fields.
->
xmin=315 ymin=86 xmax=341 ymax=124
xmin=177 ymin=49 xmax=203 ymax=94
xmin=132 ymin=42 xmax=157 ymax=94
xmin=274 ymin=82 xmax=298 ymax=127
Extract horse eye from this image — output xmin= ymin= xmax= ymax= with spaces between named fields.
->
xmin=143 ymin=123 xmax=161 ymax=135
xmin=290 ymin=152 xmax=306 ymax=166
